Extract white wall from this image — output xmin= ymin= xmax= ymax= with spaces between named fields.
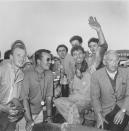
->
xmin=0 ymin=0 xmax=129 ymax=58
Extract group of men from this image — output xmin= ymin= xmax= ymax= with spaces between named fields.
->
xmin=0 ymin=41 xmax=54 ymax=131
xmin=0 ymin=16 xmax=129 ymax=131
xmin=54 ymin=17 xmax=129 ymax=131
xmin=56 ymin=16 xmax=108 ymax=81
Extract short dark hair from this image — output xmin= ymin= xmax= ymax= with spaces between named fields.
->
xmin=69 ymin=35 xmax=83 ymax=44
xmin=35 ymin=49 xmax=51 ymax=65
xmin=4 ymin=49 xmax=11 ymax=59
xmin=71 ymin=45 xmax=85 ymax=56
xmin=56 ymin=44 xmax=68 ymax=53
xmin=88 ymin=37 xmax=99 ymax=47
xmin=11 ymin=40 xmax=26 ymax=54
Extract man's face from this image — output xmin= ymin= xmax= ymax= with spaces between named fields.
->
xmin=71 ymin=40 xmax=82 ymax=47
xmin=88 ymin=42 xmax=99 ymax=54
xmin=40 ymin=52 xmax=51 ymax=70
xmin=57 ymin=47 xmax=67 ymax=59
xmin=106 ymin=54 xmax=119 ymax=73
xmin=72 ymin=50 xmax=84 ymax=64
xmin=11 ymin=48 xmax=26 ymax=68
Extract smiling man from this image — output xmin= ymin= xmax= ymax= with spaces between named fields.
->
xmin=20 ymin=49 xmax=53 ymax=131
xmin=91 ymin=50 xmax=129 ymax=131
xmin=0 ymin=40 xmax=27 ymax=131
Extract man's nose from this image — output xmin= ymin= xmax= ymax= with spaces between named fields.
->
xmin=112 ymin=61 xmax=118 ymax=66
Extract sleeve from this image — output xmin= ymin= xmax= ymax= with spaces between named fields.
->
xmin=121 ymin=68 xmax=129 ymax=112
xmin=20 ymin=72 xmax=30 ymax=100
xmin=46 ymin=72 xmax=54 ymax=97
xmin=90 ymin=73 xmax=102 ymax=114
xmin=99 ymin=41 xmax=108 ymax=55
xmin=94 ymin=41 xmax=108 ymax=70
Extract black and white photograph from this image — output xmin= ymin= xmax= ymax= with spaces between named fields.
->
xmin=0 ymin=0 xmax=129 ymax=131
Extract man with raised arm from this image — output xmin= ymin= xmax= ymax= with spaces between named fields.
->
xmin=87 ymin=16 xmax=108 ymax=73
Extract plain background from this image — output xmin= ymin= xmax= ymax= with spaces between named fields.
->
xmin=0 ymin=0 xmax=129 ymax=58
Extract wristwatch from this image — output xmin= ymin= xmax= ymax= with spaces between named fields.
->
xmin=121 ymin=108 xmax=126 ymax=113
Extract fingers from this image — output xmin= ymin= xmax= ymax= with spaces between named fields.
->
xmin=114 ymin=115 xmax=124 ymax=125
xmin=97 ymin=114 xmax=108 ymax=129
xmin=89 ymin=16 xmax=95 ymax=22
xmin=114 ymin=114 xmax=118 ymax=124
xmin=88 ymin=16 xmax=94 ymax=24
xmin=113 ymin=111 xmax=125 ymax=125
xmin=26 ymin=124 xmax=33 ymax=131
xmin=97 ymin=122 xmax=103 ymax=129
xmin=88 ymin=16 xmax=93 ymax=21
xmin=94 ymin=17 xmax=98 ymax=23
xmin=104 ymin=118 xmax=109 ymax=124
xmin=114 ymin=118 xmax=121 ymax=125
xmin=97 ymin=119 xmax=108 ymax=129
xmin=26 ymin=121 xmax=34 ymax=131
xmin=88 ymin=16 xmax=100 ymax=28
xmin=97 ymin=117 xmax=104 ymax=129
xmin=98 ymin=119 xmax=108 ymax=129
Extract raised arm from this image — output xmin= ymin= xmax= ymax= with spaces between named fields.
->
xmin=88 ymin=16 xmax=108 ymax=71
xmin=88 ymin=16 xmax=106 ymax=45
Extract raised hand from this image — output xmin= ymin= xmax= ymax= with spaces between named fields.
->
xmin=88 ymin=16 xmax=101 ymax=32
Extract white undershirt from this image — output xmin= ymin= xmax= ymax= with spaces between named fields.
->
xmin=106 ymin=69 xmax=117 ymax=80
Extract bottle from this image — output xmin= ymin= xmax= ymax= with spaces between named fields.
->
xmin=60 ymin=74 xmax=69 ymax=97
